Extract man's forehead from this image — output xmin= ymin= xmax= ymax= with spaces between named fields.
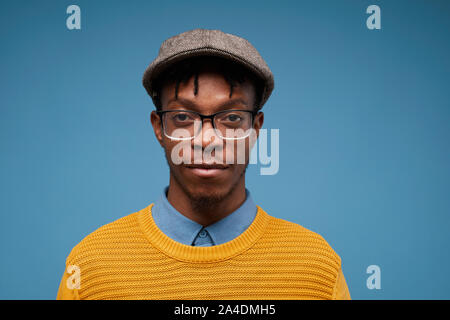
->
xmin=165 ymin=96 xmax=249 ymax=110
xmin=163 ymin=95 xmax=253 ymax=115
xmin=161 ymin=71 xmax=255 ymax=111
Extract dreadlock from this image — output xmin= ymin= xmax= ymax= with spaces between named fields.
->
xmin=153 ymin=56 xmax=263 ymax=111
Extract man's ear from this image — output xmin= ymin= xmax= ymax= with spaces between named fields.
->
xmin=150 ymin=111 xmax=164 ymax=147
xmin=253 ymin=111 xmax=264 ymax=139
xmin=247 ymin=111 xmax=263 ymax=152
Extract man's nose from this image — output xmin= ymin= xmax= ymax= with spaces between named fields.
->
xmin=193 ymin=119 xmax=221 ymax=149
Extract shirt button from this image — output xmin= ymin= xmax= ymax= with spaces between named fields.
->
xmin=199 ymin=230 xmax=207 ymax=238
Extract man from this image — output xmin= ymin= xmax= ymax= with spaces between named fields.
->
xmin=57 ymin=29 xmax=351 ymax=300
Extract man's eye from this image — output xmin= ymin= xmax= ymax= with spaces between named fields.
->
xmin=226 ymin=114 xmax=242 ymax=122
xmin=173 ymin=113 xmax=192 ymax=121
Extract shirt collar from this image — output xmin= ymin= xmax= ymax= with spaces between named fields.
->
xmin=151 ymin=186 xmax=257 ymax=246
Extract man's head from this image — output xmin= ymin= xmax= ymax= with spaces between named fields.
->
xmin=143 ymin=29 xmax=274 ymax=210
xmin=150 ymin=56 xmax=264 ymax=208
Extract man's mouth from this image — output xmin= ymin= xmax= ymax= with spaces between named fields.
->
xmin=184 ymin=164 xmax=229 ymax=178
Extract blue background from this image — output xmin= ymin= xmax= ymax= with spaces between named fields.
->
xmin=1 ymin=0 xmax=449 ymax=299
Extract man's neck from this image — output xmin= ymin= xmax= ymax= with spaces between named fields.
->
xmin=166 ymin=177 xmax=247 ymax=227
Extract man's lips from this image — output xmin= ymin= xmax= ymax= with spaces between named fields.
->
xmin=184 ymin=164 xmax=229 ymax=169
xmin=184 ymin=164 xmax=229 ymax=178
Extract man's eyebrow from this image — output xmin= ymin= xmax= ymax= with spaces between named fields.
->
xmin=219 ymin=99 xmax=249 ymax=108
xmin=166 ymin=98 xmax=249 ymax=109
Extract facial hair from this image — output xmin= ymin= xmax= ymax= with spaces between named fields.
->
xmin=164 ymin=151 xmax=249 ymax=213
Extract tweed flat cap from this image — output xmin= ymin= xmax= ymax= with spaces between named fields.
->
xmin=142 ymin=28 xmax=274 ymax=108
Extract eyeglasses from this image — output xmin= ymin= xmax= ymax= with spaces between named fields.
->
xmin=156 ymin=109 xmax=257 ymax=140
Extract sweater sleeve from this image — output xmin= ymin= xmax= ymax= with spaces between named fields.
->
xmin=331 ymin=267 xmax=351 ymax=300
xmin=56 ymin=266 xmax=81 ymax=300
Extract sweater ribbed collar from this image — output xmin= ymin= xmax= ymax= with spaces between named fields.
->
xmin=138 ymin=203 xmax=270 ymax=263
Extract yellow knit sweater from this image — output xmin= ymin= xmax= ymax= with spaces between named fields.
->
xmin=57 ymin=204 xmax=350 ymax=300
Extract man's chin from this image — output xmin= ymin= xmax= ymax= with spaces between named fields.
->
xmin=185 ymin=187 xmax=227 ymax=203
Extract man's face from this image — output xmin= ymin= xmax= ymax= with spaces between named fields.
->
xmin=150 ymin=65 xmax=264 ymax=203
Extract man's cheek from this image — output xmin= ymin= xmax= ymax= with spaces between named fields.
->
xmin=226 ymin=140 xmax=251 ymax=165
xmin=223 ymin=141 xmax=245 ymax=165
xmin=164 ymin=143 xmax=182 ymax=166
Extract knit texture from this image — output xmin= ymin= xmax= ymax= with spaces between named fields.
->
xmin=142 ymin=28 xmax=274 ymax=109
xmin=57 ymin=204 xmax=350 ymax=300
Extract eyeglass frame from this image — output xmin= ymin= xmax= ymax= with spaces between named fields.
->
xmin=155 ymin=109 xmax=259 ymax=140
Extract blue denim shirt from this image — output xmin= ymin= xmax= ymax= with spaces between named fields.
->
xmin=151 ymin=187 xmax=257 ymax=246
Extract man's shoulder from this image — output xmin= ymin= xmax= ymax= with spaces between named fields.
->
xmin=264 ymin=214 xmax=342 ymax=265
xmin=267 ymin=214 xmax=331 ymax=241
xmin=65 ymin=208 xmax=144 ymax=265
